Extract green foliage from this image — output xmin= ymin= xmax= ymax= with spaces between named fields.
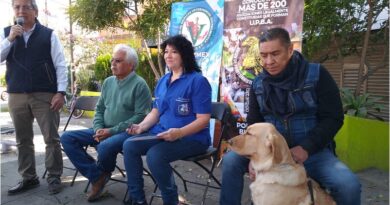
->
xmin=0 ymin=73 xmax=6 ymax=87
xmin=87 ymin=81 xmax=100 ymax=92
xmin=76 ymin=64 xmax=97 ymax=91
xmin=76 ymin=47 xmax=158 ymax=92
xmin=69 ymin=0 xmax=126 ymax=30
xmin=340 ymin=88 xmax=384 ymax=119
xmin=129 ymin=1 xmax=176 ymax=39
xmin=303 ymin=0 xmax=389 ymax=59
xmin=137 ymin=51 xmax=158 ymax=91
xmin=94 ymin=54 xmax=112 ymax=83
xmin=69 ymin=0 xmax=179 ymax=80
xmin=70 ymin=0 xmax=177 ymax=39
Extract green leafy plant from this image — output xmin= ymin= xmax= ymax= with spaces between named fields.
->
xmin=94 ymin=54 xmax=112 ymax=83
xmin=76 ymin=64 xmax=97 ymax=91
xmin=0 ymin=73 xmax=6 ymax=87
xmin=69 ymin=0 xmax=180 ymax=80
xmin=137 ymin=51 xmax=158 ymax=91
xmin=340 ymin=87 xmax=384 ymax=119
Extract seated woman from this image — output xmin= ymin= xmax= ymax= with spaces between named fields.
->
xmin=123 ymin=35 xmax=212 ymax=205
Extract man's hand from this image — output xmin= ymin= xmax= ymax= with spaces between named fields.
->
xmin=93 ymin=128 xmax=111 ymax=142
xmin=156 ymin=128 xmax=183 ymax=142
xmin=290 ymin=146 xmax=308 ymax=164
xmin=50 ymin=93 xmax=65 ymax=111
xmin=7 ymin=25 xmax=23 ymax=42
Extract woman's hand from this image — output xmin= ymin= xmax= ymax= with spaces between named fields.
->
xmin=156 ymin=128 xmax=183 ymax=142
xmin=126 ymin=124 xmax=145 ymax=135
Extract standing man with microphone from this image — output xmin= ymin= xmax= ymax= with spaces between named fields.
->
xmin=0 ymin=0 xmax=67 ymax=195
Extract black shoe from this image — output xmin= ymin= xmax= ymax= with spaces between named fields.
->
xmin=124 ymin=199 xmax=147 ymax=205
xmin=8 ymin=178 xmax=40 ymax=195
xmin=132 ymin=201 xmax=148 ymax=205
xmin=123 ymin=198 xmax=132 ymax=205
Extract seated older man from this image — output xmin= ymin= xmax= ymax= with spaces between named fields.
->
xmin=61 ymin=44 xmax=152 ymax=202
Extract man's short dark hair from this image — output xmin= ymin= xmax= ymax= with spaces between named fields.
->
xmin=259 ymin=27 xmax=291 ymax=48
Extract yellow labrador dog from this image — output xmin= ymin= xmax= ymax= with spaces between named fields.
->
xmin=228 ymin=123 xmax=335 ymax=205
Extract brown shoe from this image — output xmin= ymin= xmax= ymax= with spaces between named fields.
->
xmin=87 ymin=173 xmax=110 ymax=202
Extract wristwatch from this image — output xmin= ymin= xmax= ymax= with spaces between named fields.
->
xmin=57 ymin=91 xmax=66 ymax=96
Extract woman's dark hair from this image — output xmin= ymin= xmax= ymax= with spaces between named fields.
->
xmin=161 ymin=35 xmax=201 ymax=73
xmin=259 ymin=27 xmax=291 ymax=48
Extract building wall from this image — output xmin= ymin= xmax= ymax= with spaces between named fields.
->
xmin=321 ymin=43 xmax=389 ymax=121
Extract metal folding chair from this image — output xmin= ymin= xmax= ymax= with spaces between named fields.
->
xmin=150 ymin=102 xmax=233 ymax=205
xmin=42 ymin=96 xmax=100 ymax=186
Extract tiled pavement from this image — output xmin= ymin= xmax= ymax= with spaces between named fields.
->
xmin=0 ymin=110 xmax=388 ymax=205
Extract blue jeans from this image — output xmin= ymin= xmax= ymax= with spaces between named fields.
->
xmin=60 ymin=128 xmax=131 ymax=183
xmin=220 ymin=148 xmax=361 ymax=205
xmin=123 ymin=134 xmax=208 ymax=205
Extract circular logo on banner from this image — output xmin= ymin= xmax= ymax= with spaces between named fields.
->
xmin=180 ymin=8 xmax=213 ymax=49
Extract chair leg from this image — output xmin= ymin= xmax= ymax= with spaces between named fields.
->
xmin=123 ymin=188 xmax=129 ymax=203
xmin=84 ymin=181 xmax=90 ymax=193
xmin=172 ymin=167 xmax=188 ymax=192
xmin=201 ymin=178 xmax=212 ymax=205
xmin=194 ymin=161 xmax=221 ymax=186
xmin=42 ymin=169 xmax=47 ymax=179
xmin=143 ymin=168 xmax=156 ymax=184
xmin=149 ymin=184 xmax=159 ymax=205
xmin=116 ymin=165 xmax=126 ymax=178
xmin=70 ymin=170 xmax=79 ymax=186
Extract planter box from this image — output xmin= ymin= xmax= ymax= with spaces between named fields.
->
xmin=335 ymin=115 xmax=389 ymax=172
xmin=80 ymin=91 xmax=101 ymax=118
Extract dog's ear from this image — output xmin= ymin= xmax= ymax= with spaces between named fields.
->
xmin=266 ymin=133 xmax=284 ymax=164
xmin=265 ymin=134 xmax=272 ymax=148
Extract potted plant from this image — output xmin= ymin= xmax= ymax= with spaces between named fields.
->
xmin=335 ymin=88 xmax=389 ymax=172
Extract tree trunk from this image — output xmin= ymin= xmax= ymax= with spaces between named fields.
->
xmin=157 ymin=29 xmax=164 ymax=76
xmin=332 ymin=33 xmax=345 ymax=87
xmin=361 ymin=24 xmax=389 ymax=82
xmin=354 ymin=0 xmax=374 ymax=96
xmin=142 ymin=39 xmax=161 ymax=80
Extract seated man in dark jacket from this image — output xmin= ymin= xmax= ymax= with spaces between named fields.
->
xmin=220 ymin=27 xmax=361 ymax=205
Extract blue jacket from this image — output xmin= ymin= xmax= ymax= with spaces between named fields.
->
xmin=247 ymin=51 xmax=344 ymax=155
xmin=252 ymin=63 xmax=319 ymax=147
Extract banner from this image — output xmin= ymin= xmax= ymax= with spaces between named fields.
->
xmin=169 ymin=0 xmax=224 ymax=102
xmin=221 ymin=0 xmax=304 ymax=133
xmin=169 ymin=0 xmax=224 ymax=142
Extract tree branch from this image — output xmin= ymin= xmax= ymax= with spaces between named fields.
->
xmin=354 ymin=0 xmax=374 ymax=96
xmin=143 ymin=39 xmax=161 ymax=80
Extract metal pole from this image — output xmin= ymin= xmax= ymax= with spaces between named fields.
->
xmin=45 ymin=0 xmax=48 ymax=26
xmin=69 ymin=0 xmax=74 ymax=94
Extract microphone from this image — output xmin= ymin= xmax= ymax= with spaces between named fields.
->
xmin=13 ymin=17 xmax=24 ymax=50
xmin=16 ymin=17 xmax=24 ymax=26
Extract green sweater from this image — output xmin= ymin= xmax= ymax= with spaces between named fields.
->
xmin=93 ymin=73 xmax=152 ymax=135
